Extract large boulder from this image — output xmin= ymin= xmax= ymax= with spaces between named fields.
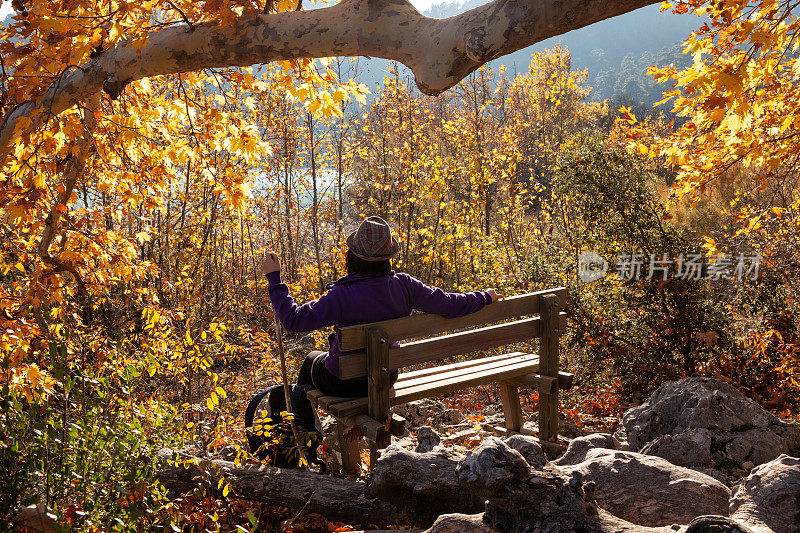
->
xmin=456 ymin=437 xmax=604 ymax=532
xmin=556 ymin=446 xmax=731 ymax=527
xmin=503 ymin=434 xmax=549 ymax=470
xmin=456 ymin=437 xmax=531 ymax=496
xmin=730 ymin=454 xmax=800 ymax=533
xmin=622 ymin=377 xmax=800 ymax=469
xmin=364 ymin=444 xmax=484 ymax=524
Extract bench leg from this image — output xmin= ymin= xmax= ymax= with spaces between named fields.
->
xmin=368 ymin=429 xmax=391 ymax=469
xmin=366 ymin=326 xmax=391 ymax=471
xmin=336 ymin=421 xmax=361 ymax=472
xmin=539 ymin=294 xmax=560 ymax=442
xmin=499 ymin=381 xmax=524 ymax=433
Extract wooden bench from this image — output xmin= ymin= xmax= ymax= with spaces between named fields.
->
xmin=306 ymin=287 xmax=572 ymax=470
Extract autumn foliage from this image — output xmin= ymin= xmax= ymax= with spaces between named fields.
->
xmin=1 ymin=0 xmax=800 ymax=529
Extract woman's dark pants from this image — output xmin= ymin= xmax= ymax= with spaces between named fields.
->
xmin=297 ymin=350 xmax=398 ymax=396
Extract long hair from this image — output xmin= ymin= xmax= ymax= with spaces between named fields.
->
xmin=346 ymin=250 xmax=391 ymax=277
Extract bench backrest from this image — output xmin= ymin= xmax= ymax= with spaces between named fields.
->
xmin=336 ymin=287 xmax=567 ymax=380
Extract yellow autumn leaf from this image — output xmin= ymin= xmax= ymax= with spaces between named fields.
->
xmin=26 ymin=365 xmax=43 ymax=388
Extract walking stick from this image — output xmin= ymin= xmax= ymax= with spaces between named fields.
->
xmin=273 ymin=313 xmax=311 ymax=470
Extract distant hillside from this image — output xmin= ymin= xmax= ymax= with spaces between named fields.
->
xmin=349 ymin=0 xmax=701 ymax=106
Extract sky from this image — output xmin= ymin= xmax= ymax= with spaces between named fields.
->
xmin=0 ymin=0 xmax=446 ymax=19
xmin=409 ymin=0 xmax=441 ymax=11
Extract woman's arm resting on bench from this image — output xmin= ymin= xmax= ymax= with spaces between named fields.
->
xmin=400 ymin=273 xmax=503 ymax=318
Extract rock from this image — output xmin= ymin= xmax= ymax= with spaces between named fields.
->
xmin=553 ymin=433 xmax=617 ymax=466
xmin=422 ymin=506 xmax=701 ymax=533
xmin=319 ymin=414 xmax=337 ymax=434
xmin=694 ymin=467 xmax=731 ymax=485
xmin=484 ymin=413 xmax=507 ymax=427
xmin=423 ymin=513 xmax=494 ymax=533
xmin=684 ymin=516 xmax=756 ymax=533
xmin=393 ymin=400 xmax=453 ymax=428
xmin=422 ymin=509 xmax=710 ymax=533
xmin=416 ymin=426 xmax=442 ymax=453
xmin=639 ymin=429 xmax=713 ymax=468
xmin=613 ymin=426 xmax=631 ymax=451
xmin=393 ymin=435 xmax=416 ymax=450
xmin=365 ymin=444 xmax=483 ymax=524
xmin=444 ymin=408 xmax=464 ymax=424
xmin=482 ymin=467 xmax=604 ymax=532
xmin=561 ymin=417 xmax=588 ymax=438
xmin=441 ymin=428 xmax=482 ymax=446
xmin=623 ymin=377 xmax=800 ymax=469
xmin=556 ymin=448 xmax=731 ymax=527
xmin=456 ymin=438 xmax=603 ymax=532
xmin=456 ymin=437 xmax=531 ymax=496
xmin=729 ymin=454 xmax=800 ymax=533
xmin=503 ymin=434 xmax=548 ymax=469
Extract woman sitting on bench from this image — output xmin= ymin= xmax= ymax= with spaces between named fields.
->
xmin=261 ymin=216 xmax=501 ymax=427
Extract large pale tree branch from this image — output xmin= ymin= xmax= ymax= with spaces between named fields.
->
xmin=0 ymin=0 xmax=659 ymax=157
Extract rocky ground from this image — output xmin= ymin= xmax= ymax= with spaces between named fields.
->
xmin=19 ymin=367 xmax=800 ymax=532
xmin=88 ymin=376 xmax=799 ymax=533
xmin=341 ymin=377 xmax=800 ymax=532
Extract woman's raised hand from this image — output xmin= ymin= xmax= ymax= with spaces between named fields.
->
xmin=486 ymin=288 xmax=503 ymax=303
xmin=261 ymin=252 xmax=281 ymax=275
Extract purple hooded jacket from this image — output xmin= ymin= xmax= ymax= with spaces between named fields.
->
xmin=266 ymin=271 xmax=492 ymax=377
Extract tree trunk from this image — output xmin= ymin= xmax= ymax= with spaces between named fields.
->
xmin=156 ymin=450 xmax=412 ymax=527
xmin=307 ymin=111 xmax=325 ymax=292
xmin=282 ymin=113 xmax=295 ymax=279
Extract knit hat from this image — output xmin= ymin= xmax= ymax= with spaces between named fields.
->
xmin=346 ymin=216 xmax=400 ymax=262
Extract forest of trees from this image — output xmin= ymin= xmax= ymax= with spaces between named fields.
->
xmin=2 ymin=0 xmax=800 ymax=530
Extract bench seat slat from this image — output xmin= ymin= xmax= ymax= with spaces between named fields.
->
xmin=320 ymin=396 xmax=371 ymax=418
xmin=394 ymin=356 xmax=542 ymax=405
xmin=324 ymin=352 xmax=542 ymax=418
xmin=317 ymin=394 xmax=356 ymax=411
xmin=306 ymin=389 xmax=326 ymax=407
xmin=337 ymin=287 xmax=567 ymax=351
xmin=314 ymin=354 xmax=536 ymax=417
xmin=395 ymin=353 xmax=539 ymax=391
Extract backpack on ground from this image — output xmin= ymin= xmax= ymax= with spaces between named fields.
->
xmin=244 ymin=384 xmax=324 ymax=469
